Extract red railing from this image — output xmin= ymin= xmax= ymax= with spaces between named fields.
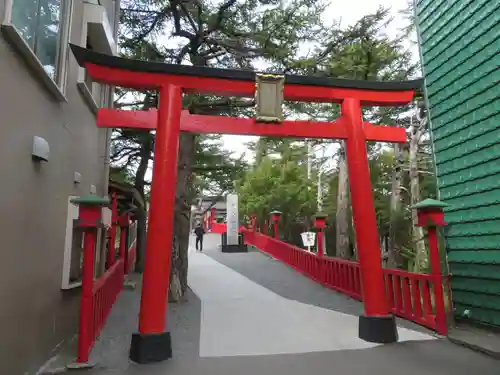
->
xmin=322 ymin=257 xmax=362 ymax=300
xmin=75 ymin=198 xmax=138 ymax=363
xmin=384 ymin=269 xmax=449 ymax=335
xmin=90 ymin=260 xmax=125 ymax=344
xmin=211 ymin=222 xmax=226 ymax=233
xmin=210 ymin=222 xmax=245 ymax=234
xmin=243 ymin=230 xmax=362 ymax=300
xmin=243 ymin=228 xmax=448 ymax=334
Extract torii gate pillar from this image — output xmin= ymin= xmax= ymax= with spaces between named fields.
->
xmin=130 ymin=85 xmax=182 ymax=363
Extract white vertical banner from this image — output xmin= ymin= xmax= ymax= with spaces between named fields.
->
xmin=226 ymin=194 xmax=239 ymax=245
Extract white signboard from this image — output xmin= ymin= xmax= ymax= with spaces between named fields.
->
xmin=226 ymin=194 xmax=239 ymax=245
xmin=102 ymin=207 xmax=112 ymax=228
xmin=301 ymin=232 xmax=316 ymax=250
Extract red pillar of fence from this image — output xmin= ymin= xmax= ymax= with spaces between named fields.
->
xmin=131 ymin=84 xmax=181 ymax=363
xmin=71 ymin=195 xmax=110 ymax=364
xmin=107 ymin=193 xmax=118 ymax=268
xmin=314 ymin=213 xmax=327 ymax=283
xmin=412 ymin=198 xmax=449 ymax=336
xmin=314 ymin=213 xmax=327 ymax=257
xmin=249 ymin=214 xmax=257 ymax=231
xmin=270 ymin=210 xmax=282 ymax=239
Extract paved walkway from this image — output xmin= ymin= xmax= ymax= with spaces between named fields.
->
xmin=61 ymin=234 xmax=498 ymax=374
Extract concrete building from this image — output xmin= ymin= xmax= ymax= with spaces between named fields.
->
xmin=0 ymin=1 xmax=119 ymax=374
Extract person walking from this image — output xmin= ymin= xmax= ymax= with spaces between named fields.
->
xmin=194 ymin=223 xmax=206 ymax=252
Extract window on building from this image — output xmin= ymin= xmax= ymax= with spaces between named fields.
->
xmin=68 ymin=226 xmax=84 ymax=283
xmin=9 ymin=0 xmax=71 ymax=89
xmin=79 ymin=36 xmax=111 ymax=110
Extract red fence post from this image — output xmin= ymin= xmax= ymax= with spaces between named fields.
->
xmin=270 ymin=210 xmax=282 ymax=239
xmin=249 ymin=214 xmax=257 ymax=231
xmin=313 ymin=213 xmax=327 ymax=257
xmin=412 ymin=198 xmax=449 ymax=336
xmin=71 ymin=195 xmax=110 ymax=364
xmin=314 ymin=213 xmax=327 ymax=283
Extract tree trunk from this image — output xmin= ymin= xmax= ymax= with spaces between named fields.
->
xmin=134 ymin=209 xmax=147 ymax=273
xmin=387 ymin=143 xmax=404 ymax=268
xmin=169 ymin=133 xmax=196 ymax=302
xmin=410 ymin=118 xmax=427 ymax=272
xmin=133 ymin=134 xmax=154 ymax=273
xmin=336 ymin=145 xmax=351 ymax=258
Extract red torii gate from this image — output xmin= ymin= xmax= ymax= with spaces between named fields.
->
xmin=70 ymin=43 xmax=421 ymax=364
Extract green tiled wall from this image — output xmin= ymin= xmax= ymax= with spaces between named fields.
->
xmin=416 ymin=0 xmax=500 ymax=326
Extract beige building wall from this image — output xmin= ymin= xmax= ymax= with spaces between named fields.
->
xmin=0 ymin=1 xmax=119 ymax=374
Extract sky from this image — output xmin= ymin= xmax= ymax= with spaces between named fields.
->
xmin=219 ymin=0 xmax=418 ymax=163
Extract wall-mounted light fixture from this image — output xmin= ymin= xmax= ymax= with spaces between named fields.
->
xmin=74 ymin=172 xmax=82 ymax=184
xmin=32 ymin=136 xmax=50 ymax=162
xmin=255 ymin=73 xmax=285 ymax=123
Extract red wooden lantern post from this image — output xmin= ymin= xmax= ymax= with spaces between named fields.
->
xmin=313 ymin=213 xmax=328 ymax=257
xmin=249 ymin=214 xmax=257 ymax=231
xmin=314 ymin=213 xmax=328 ymax=284
xmin=412 ymin=198 xmax=449 ymax=335
xmin=70 ymin=195 xmax=110 ymax=364
xmin=270 ymin=210 xmax=282 ymax=239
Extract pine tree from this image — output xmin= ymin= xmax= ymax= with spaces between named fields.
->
xmin=114 ymin=0 xmax=327 ymax=299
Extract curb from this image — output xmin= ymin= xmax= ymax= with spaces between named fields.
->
xmin=448 ymin=337 xmax=500 ymax=359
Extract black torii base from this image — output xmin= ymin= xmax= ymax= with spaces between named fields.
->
xmin=221 ymin=232 xmax=248 ymax=253
xmin=129 ymin=332 xmax=172 ymax=364
xmin=358 ymin=315 xmax=398 ymax=344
